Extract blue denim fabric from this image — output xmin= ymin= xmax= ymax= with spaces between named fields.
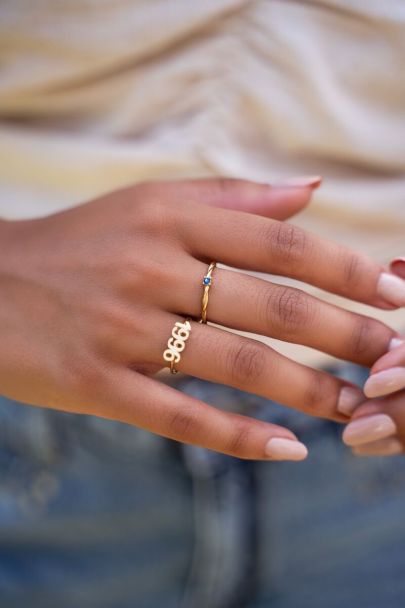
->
xmin=1 ymin=364 xmax=405 ymax=608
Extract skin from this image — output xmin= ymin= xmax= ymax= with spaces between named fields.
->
xmin=344 ymin=344 xmax=405 ymax=457
xmin=0 ymin=178 xmax=400 ymax=461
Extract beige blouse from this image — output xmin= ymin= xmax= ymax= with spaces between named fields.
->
xmin=0 ymin=0 xmax=404 ymax=366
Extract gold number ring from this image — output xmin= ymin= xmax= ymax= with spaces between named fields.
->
xmin=163 ymin=318 xmax=192 ymax=374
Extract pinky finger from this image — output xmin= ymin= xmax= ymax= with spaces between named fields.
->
xmin=352 ymin=437 xmax=404 ymax=457
xmin=100 ymin=368 xmax=308 ymax=461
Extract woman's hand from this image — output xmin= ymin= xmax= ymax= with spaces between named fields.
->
xmin=0 ymin=178 xmax=403 ymax=461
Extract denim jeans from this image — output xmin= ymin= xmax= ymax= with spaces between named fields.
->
xmin=1 ymin=364 xmax=405 ymax=608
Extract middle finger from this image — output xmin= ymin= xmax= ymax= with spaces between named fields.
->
xmin=167 ymin=257 xmax=396 ymax=367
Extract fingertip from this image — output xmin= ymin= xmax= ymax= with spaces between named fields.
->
xmin=274 ymin=176 xmax=322 ymax=189
xmin=257 ymin=185 xmax=313 ymax=220
xmin=390 ymin=258 xmax=405 ymax=280
xmin=370 ymin=343 xmax=405 ymax=375
xmin=264 ymin=437 xmax=308 ymax=461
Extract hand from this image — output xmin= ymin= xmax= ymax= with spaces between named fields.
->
xmin=0 ymin=178 xmax=402 ymax=461
xmin=343 ymin=257 xmax=405 ymax=457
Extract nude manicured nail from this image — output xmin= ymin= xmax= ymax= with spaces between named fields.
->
xmin=377 ymin=273 xmax=405 ymax=307
xmin=342 ymin=414 xmax=397 ymax=446
xmin=390 ymin=258 xmax=405 ymax=280
xmin=352 ymin=437 xmax=403 ymax=457
xmin=388 ymin=337 xmax=405 ymax=351
xmin=337 ymin=386 xmax=364 ymax=416
xmin=275 ymin=176 xmax=322 ymax=189
xmin=364 ymin=367 xmax=405 ymax=398
xmin=264 ymin=438 xmax=308 ymax=461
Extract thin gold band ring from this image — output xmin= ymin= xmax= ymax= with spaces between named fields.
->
xmin=200 ymin=261 xmax=216 ymax=324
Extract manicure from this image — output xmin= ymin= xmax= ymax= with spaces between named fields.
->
xmin=276 ymin=176 xmax=322 ymax=189
xmin=390 ymin=257 xmax=405 ymax=280
xmin=265 ymin=437 xmax=308 ymax=461
xmin=377 ymin=272 xmax=405 ymax=307
xmin=342 ymin=414 xmax=397 ymax=446
xmin=364 ymin=367 xmax=405 ymax=398
xmin=337 ymin=386 xmax=364 ymax=416
xmin=388 ymin=336 xmax=405 ymax=351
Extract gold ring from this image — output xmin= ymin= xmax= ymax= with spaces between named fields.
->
xmin=163 ymin=318 xmax=192 ymax=374
xmin=200 ymin=261 xmax=216 ymax=323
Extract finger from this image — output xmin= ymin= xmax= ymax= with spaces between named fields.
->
xmin=178 ymin=199 xmax=405 ymax=309
xmin=390 ymin=257 xmax=405 ymax=280
xmin=139 ymin=176 xmax=320 ymax=220
xmin=342 ymin=413 xmax=397 ymax=447
xmin=168 ymin=258 xmax=396 ymax=368
xmin=364 ymin=345 xmax=405 ymax=397
xmin=144 ymin=315 xmax=364 ymax=421
xmin=97 ymin=367 xmax=308 ymax=461
xmin=351 ymin=438 xmax=403 ymax=457
xmin=371 ymin=342 xmax=405 ymax=374
xmin=344 ymin=392 xmax=405 ymax=448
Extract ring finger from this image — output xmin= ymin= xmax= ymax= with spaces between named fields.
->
xmin=140 ymin=313 xmax=366 ymax=421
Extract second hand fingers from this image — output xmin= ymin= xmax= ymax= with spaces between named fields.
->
xmin=351 ymin=438 xmax=403 ymax=457
xmin=342 ymin=392 xmax=405 ymax=456
xmin=364 ymin=343 xmax=405 ymax=398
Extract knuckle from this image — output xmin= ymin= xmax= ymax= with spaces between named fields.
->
xmin=350 ymin=317 xmax=375 ymax=358
xmin=265 ymin=222 xmax=308 ymax=266
xmin=118 ymin=250 xmax=170 ymax=294
xmin=341 ymin=252 xmax=365 ymax=287
xmin=227 ymin=340 xmax=266 ymax=387
xmin=226 ymin=417 xmax=253 ymax=457
xmin=350 ymin=317 xmax=390 ymax=364
xmin=269 ymin=286 xmax=313 ymax=336
xmin=303 ymin=372 xmax=334 ymax=416
xmin=94 ymin=305 xmax=143 ymax=351
xmin=66 ymin=356 xmax=108 ymax=397
xmin=135 ymin=196 xmax=173 ymax=235
xmin=167 ymin=407 xmax=198 ymax=439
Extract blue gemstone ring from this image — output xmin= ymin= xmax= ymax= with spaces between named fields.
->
xmin=200 ymin=261 xmax=216 ymax=324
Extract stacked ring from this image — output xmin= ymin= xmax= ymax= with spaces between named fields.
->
xmin=163 ymin=318 xmax=192 ymax=374
xmin=200 ymin=261 xmax=216 ymax=324
xmin=162 ymin=262 xmax=217 ymax=374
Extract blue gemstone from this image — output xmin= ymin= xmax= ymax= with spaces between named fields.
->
xmin=203 ymin=276 xmax=211 ymax=285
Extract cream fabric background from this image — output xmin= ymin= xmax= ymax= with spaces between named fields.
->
xmin=0 ymin=0 xmax=404 ymax=366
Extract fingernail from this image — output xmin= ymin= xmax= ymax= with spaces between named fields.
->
xmin=364 ymin=367 xmax=405 ymax=398
xmin=343 ymin=414 xmax=397 ymax=446
xmin=390 ymin=258 xmax=405 ymax=280
xmin=388 ymin=336 xmax=405 ymax=351
xmin=275 ymin=176 xmax=322 ymax=189
xmin=352 ymin=437 xmax=402 ymax=457
xmin=377 ymin=273 xmax=405 ymax=307
xmin=264 ymin=438 xmax=308 ymax=461
xmin=337 ymin=386 xmax=364 ymax=416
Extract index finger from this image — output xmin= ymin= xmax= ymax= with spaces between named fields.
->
xmin=179 ymin=200 xmax=405 ymax=309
